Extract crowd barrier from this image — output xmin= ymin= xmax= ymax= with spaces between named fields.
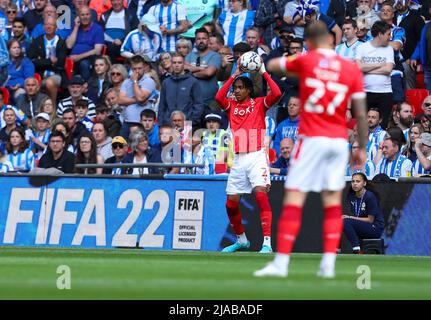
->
xmin=0 ymin=174 xmax=430 ymax=255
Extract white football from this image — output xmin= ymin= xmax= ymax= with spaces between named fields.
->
xmin=239 ymin=51 xmax=262 ymax=73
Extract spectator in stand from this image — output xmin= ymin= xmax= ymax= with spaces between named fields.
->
xmin=6 ymin=127 xmax=35 ymax=171
xmin=30 ymin=4 xmax=70 ymax=40
xmin=178 ymin=0 xmax=218 ymax=42
xmin=27 ymin=16 xmax=68 ymax=104
xmin=346 ymin=138 xmax=376 ymax=179
xmin=283 ymin=0 xmax=306 ymax=39
xmin=403 ymin=123 xmax=424 ymax=162
xmin=30 ymin=112 xmax=51 ymax=161
xmin=327 ymin=0 xmax=357 ymax=27
xmin=351 ymin=0 xmax=380 ymax=25
xmin=380 ymin=3 xmax=406 ymax=105
xmin=355 ymin=18 xmax=372 ymax=42
xmin=176 ymin=38 xmax=193 ymax=58
xmin=217 ymin=0 xmax=255 ymax=48
xmin=23 ymin=0 xmax=46 ymax=33
xmin=0 ymin=28 xmax=10 ymax=86
xmin=66 ymin=6 xmax=105 ymax=81
xmin=159 ymin=53 xmax=204 ymax=130
xmin=93 ymin=122 xmax=113 ymax=161
xmin=140 ymin=109 xmax=160 ymax=148
xmin=387 ymin=102 xmax=414 ymax=143
xmin=103 ymin=135 xmax=129 ymax=174
xmin=208 ymin=33 xmax=224 ymax=53
xmin=246 ymin=27 xmax=270 ymax=60
xmin=57 ymin=75 xmax=97 ymax=118
xmin=118 ymin=54 xmax=157 ymax=138
xmin=270 ymin=137 xmax=293 ymax=176
xmin=52 ymin=121 xmax=75 ymax=153
xmin=123 ymin=130 xmax=161 ymax=175
xmin=0 ymin=108 xmax=20 ymax=144
xmin=109 ymin=64 xmax=128 ymax=95
xmin=6 ymin=18 xmax=31 ymax=55
xmin=95 ymin=104 xmax=121 ymax=138
xmin=412 ymin=132 xmax=431 ymax=175
xmin=0 ymin=143 xmax=14 ymax=172
xmin=147 ymin=0 xmax=189 ymax=53
xmin=86 ymin=56 xmax=113 ymax=106
xmin=4 ymin=3 xmax=18 ymax=41
xmin=74 ymin=99 xmax=93 ymax=131
xmin=394 ymin=0 xmax=425 ymax=91
xmin=200 ymin=111 xmax=229 ymax=165
xmin=153 ymin=124 xmax=181 ymax=174
xmin=75 ymin=133 xmax=104 ymax=174
xmin=367 ymin=108 xmax=387 ymax=163
xmin=356 ymin=21 xmax=394 ymax=129
xmin=158 ymin=52 xmax=173 ymax=82
xmin=335 ymin=19 xmax=363 ymax=61
xmin=133 ymin=0 xmax=159 ymax=29
xmin=0 ymin=94 xmax=30 ymax=131
xmin=38 ymin=96 xmax=59 ymax=124
xmin=37 ymin=130 xmax=76 ymax=173
xmin=6 ymin=39 xmax=35 ymax=101
xmin=185 ymin=28 xmax=221 ymax=110
xmin=272 ymin=95 xmax=300 ymax=155
xmin=62 ymin=108 xmax=88 ymax=149
xmin=170 ymin=110 xmax=193 ymax=166
xmin=375 ymin=136 xmax=413 ymax=178
xmin=120 ymin=13 xmax=162 ymax=61
xmin=15 ymin=77 xmax=48 ymax=120
xmin=99 ymin=0 xmax=132 ymax=61
xmin=254 ymin=0 xmax=289 ymax=47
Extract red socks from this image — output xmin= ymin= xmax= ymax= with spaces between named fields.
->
xmin=255 ymin=192 xmax=272 ymax=237
xmin=277 ymin=205 xmax=302 ymax=254
xmin=323 ymin=205 xmax=343 ymax=253
xmin=226 ymin=199 xmax=244 ymax=235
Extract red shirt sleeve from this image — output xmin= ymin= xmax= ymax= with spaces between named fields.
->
xmin=262 ymin=72 xmax=282 ymax=108
xmin=281 ymin=54 xmax=302 ymax=75
xmin=215 ymin=76 xmax=235 ymax=110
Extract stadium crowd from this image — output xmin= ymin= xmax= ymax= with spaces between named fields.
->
xmin=0 ymin=0 xmax=430 ymax=180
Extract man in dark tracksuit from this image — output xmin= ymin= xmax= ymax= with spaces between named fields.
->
xmin=157 ymin=53 xmax=204 ymax=131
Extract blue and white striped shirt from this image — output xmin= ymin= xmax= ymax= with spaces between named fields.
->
xmin=346 ymin=160 xmax=376 ymax=180
xmin=147 ymin=1 xmax=187 ymax=53
xmin=0 ymin=160 xmax=13 ymax=173
xmin=31 ymin=129 xmax=50 ymax=160
xmin=218 ymin=9 xmax=255 ymax=48
xmin=335 ymin=39 xmax=363 ymax=61
xmin=376 ymin=153 xmax=412 ymax=178
xmin=411 ymin=156 xmax=431 ymax=176
xmin=265 ymin=116 xmax=276 ymax=138
xmin=120 ymin=29 xmax=162 ymax=61
xmin=7 ymin=148 xmax=35 ymax=171
xmin=367 ymin=127 xmax=386 ymax=162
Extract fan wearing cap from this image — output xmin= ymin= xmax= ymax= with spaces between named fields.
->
xmin=147 ymin=0 xmax=189 ymax=53
xmin=103 ymin=135 xmax=130 ymax=174
xmin=412 ymin=132 xmax=431 ymax=175
xmin=30 ymin=112 xmax=51 ymax=161
xmin=201 ymin=112 xmax=229 ymax=165
xmin=120 ymin=13 xmax=162 ymax=61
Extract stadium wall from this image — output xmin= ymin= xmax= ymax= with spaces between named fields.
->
xmin=0 ymin=175 xmax=430 ymax=255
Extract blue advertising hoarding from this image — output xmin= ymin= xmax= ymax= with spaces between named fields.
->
xmin=0 ymin=176 xmax=229 ymax=251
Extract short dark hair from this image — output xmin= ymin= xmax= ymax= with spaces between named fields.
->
xmin=130 ymin=54 xmax=145 ymax=65
xmin=96 ymin=103 xmax=109 ymax=113
xmin=289 ymin=38 xmax=304 ymax=48
xmin=75 ymin=99 xmax=88 ymax=108
xmin=210 ymin=32 xmax=225 ymax=46
xmin=233 ymin=42 xmax=251 ymax=54
xmin=368 ymin=107 xmax=381 ymax=118
xmin=129 ymin=123 xmax=145 ymax=131
xmin=50 ymin=130 xmax=66 ymax=142
xmin=370 ymin=21 xmax=391 ymax=38
xmin=62 ymin=108 xmax=76 ymax=117
xmin=140 ymin=109 xmax=157 ymax=120
xmin=12 ymin=17 xmax=26 ymax=27
xmin=195 ymin=27 xmax=209 ymax=37
xmin=343 ymin=19 xmax=357 ymax=29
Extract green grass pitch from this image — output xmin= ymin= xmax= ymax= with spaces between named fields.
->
xmin=0 ymin=247 xmax=430 ymax=299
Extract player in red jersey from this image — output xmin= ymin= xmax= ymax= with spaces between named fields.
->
xmin=254 ymin=21 xmax=368 ymax=278
xmin=215 ymin=57 xmax=282 ymax=253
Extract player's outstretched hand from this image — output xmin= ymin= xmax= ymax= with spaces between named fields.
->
xmin=259 ymin=58 xmax=266 ymax=75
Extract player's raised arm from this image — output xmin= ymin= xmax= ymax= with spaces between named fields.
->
xmin=215 ymin=60 xmax=243 ymax=109
xmin=259 ymin=62 xmax=282 ymax=108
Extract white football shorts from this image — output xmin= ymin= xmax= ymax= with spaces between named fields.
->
xmin=285 ymin=136 xmax=348 ymax=192
xmin=226 ymin=148 xmax=271 ymax=195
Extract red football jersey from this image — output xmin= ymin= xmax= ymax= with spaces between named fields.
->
xmin=281 ymin=49 xmax=366 ymax=139
xmin=215 ymin=72 xmax=282 ymax=153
